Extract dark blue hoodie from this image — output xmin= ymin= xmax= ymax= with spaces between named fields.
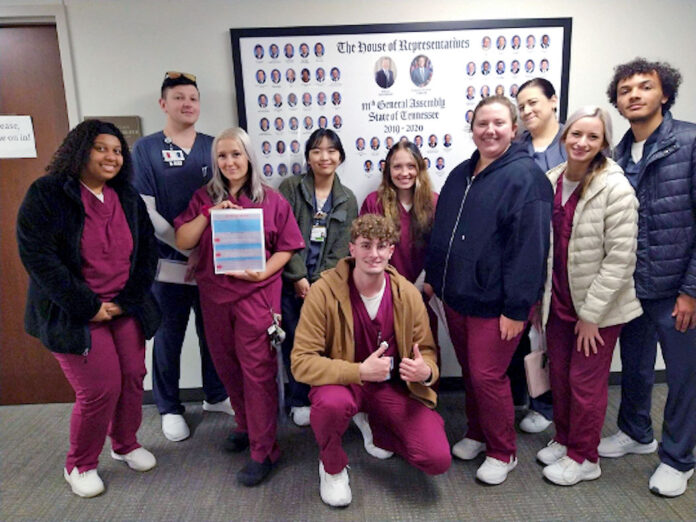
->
xmin=425 ymin=142 xmax=553 ymax=321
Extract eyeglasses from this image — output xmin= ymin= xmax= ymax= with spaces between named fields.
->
xmin=164 ymin=71 xmax=197 ymax=83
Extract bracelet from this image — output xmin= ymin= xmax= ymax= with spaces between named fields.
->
xmin=201 ymin=205 xmax=212 ymax=218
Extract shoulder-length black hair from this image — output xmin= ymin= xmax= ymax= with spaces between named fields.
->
xmin=303 ymin=128 xmax=346 ymax=168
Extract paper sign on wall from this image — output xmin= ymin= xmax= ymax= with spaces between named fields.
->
xmin=0 ymin=115 xmax=38 ymax=158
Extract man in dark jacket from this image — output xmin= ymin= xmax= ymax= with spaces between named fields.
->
xmin=599 ymin=58 xmax=696 ymax=498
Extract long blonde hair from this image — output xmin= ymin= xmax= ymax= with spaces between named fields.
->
xmin=561 ymin=106 xmax=613 ymax=196
xmin=378 ymin=141 xmax=435 ymax=246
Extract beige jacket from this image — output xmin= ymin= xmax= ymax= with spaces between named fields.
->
xmin=542 ymin=158 xmax=642 ymax=327
xmin=291 ymin=258 xmax=439 ymax=408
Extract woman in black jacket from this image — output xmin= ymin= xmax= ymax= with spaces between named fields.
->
xmin=17 ymin=120 xmax=161 ymax=498
xmin=425 ymin=96 xmax=553 ymax=485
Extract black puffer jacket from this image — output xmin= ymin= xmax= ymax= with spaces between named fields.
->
xmin=17 ymin=173 xmax=161 ymax=354
xmin=614 ymin=112 xmax=696 ymax=299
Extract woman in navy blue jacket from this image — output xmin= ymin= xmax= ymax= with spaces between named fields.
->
xmin=425 ymin=95 xmax=553 ymax=485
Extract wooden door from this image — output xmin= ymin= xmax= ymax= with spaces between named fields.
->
xmin=0 ymin=24 xmax=74 ymax=404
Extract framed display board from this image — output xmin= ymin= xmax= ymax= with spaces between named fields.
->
xmin=230 ymin=18 xmax=571 ymax=202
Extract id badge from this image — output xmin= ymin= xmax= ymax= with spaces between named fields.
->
xmin=310 ymin=225 xmax=327 ymax=242
xmin=162 ymin=149 xmax=185 ymax=166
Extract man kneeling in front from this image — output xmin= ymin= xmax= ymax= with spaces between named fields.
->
xmin=291 ymin=214 xmax=451 ymax=507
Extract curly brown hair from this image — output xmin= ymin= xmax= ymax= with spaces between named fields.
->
xmin=606 ymin=58 xmax=682 ymax=113
xmin=350 ymin=214 xmax=399 ymax=245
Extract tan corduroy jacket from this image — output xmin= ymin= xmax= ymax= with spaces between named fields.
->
xmin=291 ymin=257 xmax=439 ymax=408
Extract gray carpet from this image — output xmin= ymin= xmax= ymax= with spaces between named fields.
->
xmin=1 ymin=385 xmax=694 ymax=521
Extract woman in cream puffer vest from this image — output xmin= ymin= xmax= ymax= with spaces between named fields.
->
xmin=535 ymin=106 xmax=642 ymax=487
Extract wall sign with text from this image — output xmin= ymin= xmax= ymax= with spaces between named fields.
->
xmin=230 ymin=18 xmax=571 ymax=202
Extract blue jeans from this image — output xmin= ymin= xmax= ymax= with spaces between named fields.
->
xmin=618 ymin=297 xmax=696 ymax=471
xmin=281 ymin=285 xmax=311 ymax=409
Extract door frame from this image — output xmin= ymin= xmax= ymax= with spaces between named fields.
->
xmin=0 ymin=4 xmax=80 ymax=126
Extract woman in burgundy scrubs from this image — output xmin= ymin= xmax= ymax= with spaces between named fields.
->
xmin=17 ymin=120 xmax=161 ymax=498
xmin=175 ymin=127 xmax=304 ymax=487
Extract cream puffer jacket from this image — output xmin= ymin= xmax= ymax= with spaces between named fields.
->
xmin=541 ymin=158 xmax=642 ymax=328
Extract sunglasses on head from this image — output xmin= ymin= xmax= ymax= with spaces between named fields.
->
xmin=164 ymin=71 xmax=197 ymax=83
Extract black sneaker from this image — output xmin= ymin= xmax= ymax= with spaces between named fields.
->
xmin=224 ymin=431 xmax=249 ymax=453
xmin=236 ymin=457 xmax=274 ymax=487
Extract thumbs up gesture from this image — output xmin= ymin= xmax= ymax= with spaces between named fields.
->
xmin=399 ymin=344 xmax=432 ymax=383
xmin=359 ymin=343 xmax=392 ymax=382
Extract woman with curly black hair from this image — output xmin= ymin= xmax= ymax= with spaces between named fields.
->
xmin=16 ymin=120 xmax=161 ymax=498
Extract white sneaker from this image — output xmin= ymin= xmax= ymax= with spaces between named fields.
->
xmin=352 ymin=412 xmax=394 ymax=459
xmin=452 ymin=437 xmax=486 ymax=461
xmin=203 ymin=397 xmax=235 ymax=416
xmin=63 ymin=467 xmax=105 ymax=498
xmin=543 ymin=456 xmax=601 ymax=486
xmin=476 ymin=455 xmax=517 ymax=485
xmin=111 ymin=447 xmax=156 ymax=472
xmin=162 ymin=413 xmax=190 ymax=442
xmin=319 ymin=461 xmax=351 ymax=507
xmin=598 ymin=430 xmax=657 ymax=458
xmin=290 ymin=406 xmax=311 ymax=427
xmin=536 ymin=440 xmax=568 ymax=465
xmin=649 ymin=463 xmax=694 ymax=497
xmin=519 ymin=410 xmax=552 ymax=433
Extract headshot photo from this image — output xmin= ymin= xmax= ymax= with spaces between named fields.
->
xmin=256 ymin=69 xmax=266 ymax=84
xmin=466 ymin=61 xmax=476 ymax=76
xmin=379 ymin=159 xmax=386 ymax=172
xmin=254 ymin=44 xmax=264 ymax=59
xmin=510 ymin=83 xmax=519 ymax=97
xmin=511 ymin=59 xmax=520 ymax=74
xmin=436 ymin=157 xmax=445 ymax=170
xmin=284 ymin=43 xmax=294 ymax=59
xmin=287 ymin=92 xmax=297 ymax=107
xmin=276 ymin=140 xmax=285 ymax=154
xmin=273 ymin=93 xmax=283 ymax=108
xmin=259 ymin=117 xmax=270 ymax=131
xmin=540 ymin=58 xmax=550 ymax=73
xmin=364 ymin=159 xmax=373 ymax=172
xmin=356 ymin=137 xmax=365 ymax=151
xmin=302 ymin=92 xmax=312 ymax=106
xmin=410 ymin=54 xmax=433 ymax=87
xmin=425 ymin=157 xmax=431 ymax=168
xmin=269 ymin=43 xmax=279 ymax=59
xmin=444 ymin=133 xmax=452 ymax=147
xmin=466 ymin=85 xmax=476 ymax=100
xmin=289 ymin=116 xmax=299 ymax=130
xmin=496 ymin=35 xmax=506 ymax=50
xmin=271 ymin=69 xmax=281 ymax=84
xmin=301 ymin=68 xmax=310 ymax=83
xmin=318 ymin=115 xmax=328 ymax=129
xmin=258 ymin=93 xmax=268 ymax=108
xmin=314 ymin=91 xmax=325 ymax=106
xmin=526 ymin=34 xmax=536 ymax=49
xmin=303 ymin=116 xmax=313 ymax=130
xmin=428 ymin=134 xmax=437 ymax=148
xmin=495 ymin=84 xmax=505 ymax=96
xmin=496 ymin=60 xmax=505 ymax=74
xmin=482 ymin=35 xmax=491 ymax=49
xmin=261 ymin=141 xmax=271 ymax=155
xmin=465 ymin=109 xmax=474 ymax=124
xmin=278 ymin=163 xmax=288 ymax=176
xmin=480 ymin=84 xmax=490 ymax=98
xmin=511 ymin=35 xmax=521 ymax=50
xmin=331 ymin=91 xmax=341 ymax=105
xmin=385 ymin=136 xmax=394 ymax=149
xmin=541 ymin=34 xmax=550 ymax=48
xmin=414 ymin=135 xmax=423 ymax=148
xmin=263 ymin=163 xmax=273 ymax=177
xmin=481 ymin=61 xmax=491 ymax=75
xmin=375 ymin=56 xmax=395 ymax=89
xmin=399 ymin=135 xmax=409 ymax=144
xmin=286 ymin=68 xmax=296 ymax=83
xmin=299 ymin=42 xmax=309 ymax=58
xmin=274 ymin=117 xmax=284 ymax=131
xmin=330 ymin=67 xmax=340 ymax=81
xmin=525 ymin=59 xmax=535 ymax=73
xmin=316 ymin=67 xmax=326 ymax=82
xmin=370 ymin=136 xmax=380 ymax=150
xmin=292 ymin=162 xmax=302 ymax=175
xmin=290 ymin=139 xmax=300 ymax=153
xmin=332 ymin=115 xmax=342 ymax=129
xmin=314 ymin=42 xmax=324 ymax=57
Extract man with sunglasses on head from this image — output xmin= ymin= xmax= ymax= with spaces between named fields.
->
xmin=132 ymin=72 xmax=231 ymax=443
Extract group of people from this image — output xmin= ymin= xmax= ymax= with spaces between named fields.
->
xmin=16 ymin=57 xmax=695 ymax=507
